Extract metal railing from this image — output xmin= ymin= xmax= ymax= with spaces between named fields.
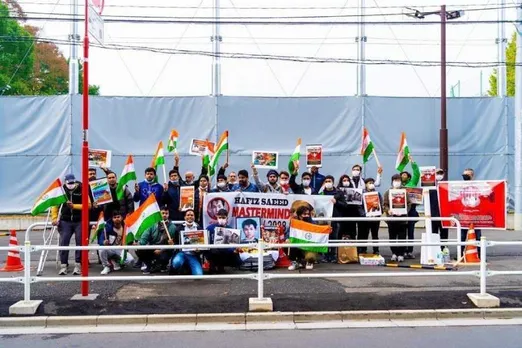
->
xmin=1 ymin=216 xmax=518 ymax=311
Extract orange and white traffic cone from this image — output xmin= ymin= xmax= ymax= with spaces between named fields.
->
xmin=0 ymin=230 xmax=24 ymax=272
xmin=464 ymin=225 xmax=480 ymax=263
xmin=276 ymin=248 xmax=292 ymax=268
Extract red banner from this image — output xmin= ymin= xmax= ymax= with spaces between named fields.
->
xmin=437 ymin=180 xmax=506 ymax=229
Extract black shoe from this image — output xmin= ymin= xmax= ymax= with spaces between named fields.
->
xmin=133 ymin=260 xmax=143 ymax=269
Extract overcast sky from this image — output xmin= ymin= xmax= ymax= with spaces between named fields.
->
xmin=18 ymin=0 xmax=518 ymax=97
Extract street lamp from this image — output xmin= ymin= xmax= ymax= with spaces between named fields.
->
xmin=405 ymin=6 xmax=465 ymax=179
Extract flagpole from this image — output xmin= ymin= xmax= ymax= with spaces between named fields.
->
xmin=80 ymin=0 xmax=90 ymax=297
xmin=161 ymin=220 xmax=173 ymax=241
xmin=373 ymin=149 xmax=381 ymax=168
xmin=162 ymin=164 xmax=167 ymax=185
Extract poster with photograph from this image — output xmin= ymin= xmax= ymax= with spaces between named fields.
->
xmin=181 ymin=230 xmax=209 ymax=251
xmin=420 ymin=166 xmax=437 ymax=187
xmin=189 ymin=139 xmax=215 ymax=157
xmin=252 ymin=151 xmax=278 ymax=169
xmin=306 ymin=144 xmax=323 ymax=167
xmin=236 ymin=216 xmax=261 ymax=243
xmin=437 ymin=180 xmax=506 ymax=229
xmin=406 ymin=188 xmax=424 ymax=205
xmin=261 ymin=225 xmax=282 ymax=247
xmin=88 ymin=149 xmax=112 ymax=168
xmin=89 ymin=177 xmax=113 ymax=206
xmin=363 ymin=191 xmax=382 ymax=217
xmin=389 ymin=189 xmax=407 ymax=215
xmin=339 ymin=187 xmax=363 ymax=205
xmin=180 ymin=186 xmax=195 ymax=211
xmin=213 ymin=227 xmax=240 ymax=245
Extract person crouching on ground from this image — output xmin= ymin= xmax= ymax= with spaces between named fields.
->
xmin=170 ymin=209 xmax=203 ymax=276
xmin=206 ymin=209 xmax=242 ymax=274
xmin=136 ymin=206 xmax=176 ymax=274
xmin=98 ymin=210 xmax=125 ymax=275
xmin=288 ymin=205 xmax=320 ymax=271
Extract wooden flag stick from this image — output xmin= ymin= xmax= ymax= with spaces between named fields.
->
xmin=162 ymin=220 xmax=173 ymax=241
xmin=373 ymin=149 xmax=382 ymax=168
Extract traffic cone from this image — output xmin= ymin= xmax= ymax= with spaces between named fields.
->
xmin=0 ymin=230 xmax=24 ymax=272
xmin=276 ymin=248 xmax=292 ymax=268
xmin=464 ymin=225 xmax=480 ymax=263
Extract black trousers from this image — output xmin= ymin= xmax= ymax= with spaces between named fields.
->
xmin=388 ymin=222 xmax=407 ymax=256
xmin=205 ymin=250 xmax=241 ymax=273
xmin=135 ymin=249 xmax=172 ymax=268
xmin=358 ymin=221 xmax=380 ymax=254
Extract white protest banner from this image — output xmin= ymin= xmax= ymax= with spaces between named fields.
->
xmin=203 ymin=192 xmax=334 ymax=233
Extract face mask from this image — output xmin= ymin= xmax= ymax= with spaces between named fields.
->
xmin=352 ymin=170 xmax=360 ymax=177
xmin=66 ymin=183 xmax=76 ymax=190
xmin=392 ymin=181 xmax=401 ymax=189
xmin=302 ymin=179 xmax=311 ymax=187
xmin=280 ymin=180 xmax=288 ymax=186
xmin=325 ymin=183 xmax=333 ymax=190
xmin=436 ymin=174 xmax=444 ymax=181
xmin=218 ymin=218 xmax=227 ymax=226
xmin=217 ymin=182 xmax=226 ymax=188
xmin=170 ymin=180 xmax=179 ymax=185
xmin=342 ymin=181 xmax=350 ymax=187
xmin=462 ymin=174 xmax=471 ymax=181
xmin=302 ymin=217 xmax=313 ymax=223
xmin=367 ymin=183 xmax=375 ymax=190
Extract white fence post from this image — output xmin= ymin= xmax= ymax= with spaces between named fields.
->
xmin=257 ymin=241 xmax=264 ymax=300
xmin=24 ymin=240 xmax=31 ymax=301
xmin=480 ymin=236 xmax=487 ymax=295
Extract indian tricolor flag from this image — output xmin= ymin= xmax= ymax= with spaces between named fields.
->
xmin=395 ymin=132 xmax=411 ymax=172
xmin=167 ymin=129 xmax=179 ymax=153
xmin=209 ymin=131 xmax=229 ymax=176
xmin=151 ymin=141 xmax=165 ymax=169
xmin=360 ymin=128 xmax=375 ymax=164
xmin=90 ymin=211 xmax=106 ymax=243
xmin=116 ymin=155 xmax=137 ymax=200
xmin=202 ymin=139 xmax=215 ymax=171
xmin=288 ymin=138 xmax=301 ymax=173
xmin=289 ymin=219 xmax=331 ymax=253
xmin=124 ymin=193 xmax=162 ymax=242
xmin=31 ymin=179 xmax=67 ymax=216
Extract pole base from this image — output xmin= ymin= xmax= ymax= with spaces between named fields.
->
xmin=249 ymin=298 xmax=273 ymax=312
xmin=9 ymin=300 xmax=43 ymax=315
xmin=467 ymin=293 xmax=500 ymax=308
xmin=71 ymin=293 xmax=99 ymax=301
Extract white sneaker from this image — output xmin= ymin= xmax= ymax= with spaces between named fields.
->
xmin=288 ymin=261 xmax=300 ymax=271
xmin=100 ymin=266 xmax=111 ymax=275
xmin=398 ymin=256 xmax=405 ymax=262
xmin=305 ymin=262 xmax=314 ymax=270
xmin=141 ymin=264 xmax=148 ymax=271
xmin=391 ymin=254 xmax=398 ymax=262
xmin=58 ymin=264 xmax=67 ymax=275
xmin=112 ymin=262 xmax=121 ymax=271
xmin=73 ymin=264 xmax=81 ymax=275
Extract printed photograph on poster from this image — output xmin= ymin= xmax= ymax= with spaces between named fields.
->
xmin=363 ymin=191 xmax=382 ymax=217
xmin=189 ymin=139 xmax=215 ymax=157
xmin=179 ymin=186 xmax=195 ymax=211
xmin=236 ymin=216 xmax=261 ymax=242
xmin=261 ymin=226 xmax=280 ymax=246
xmin=252 ymin=151 xmax=278 ymax=169
xmin=339 ymin=187 xmax=363 ymax=205
xmin=437 ymin=180 xmax=507 ymax=229
xmin=306 ymin=144 xmax=322 ymax=168
xmin=206 ymin=197 xmax=231 ymax=221
xmin=89 ymin=177 xmax=113 ymax=206
xmin=181 ymin=230 xmax=209 ymax=251
xmin=406 ymin=188 xmax=424 ymax=205
xmin=389 ymin=189 xmax=407 ymax=215
xmin=88 ymin=149 xmax=112 ymax=168
xmin=420 ymin=166 xmax=437 ymax=187
xmin=213 ymin=227 xmax=240 ymax=245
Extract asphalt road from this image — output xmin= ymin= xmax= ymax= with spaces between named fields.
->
xmin=2 ymin=326 xmax=522 ymax=348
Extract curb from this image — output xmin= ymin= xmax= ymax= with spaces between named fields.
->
xmin=2 ymin=308 xmax=522 ymax=328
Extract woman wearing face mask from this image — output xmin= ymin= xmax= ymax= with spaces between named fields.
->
xmin=383 ymin=174 xmax=411 ymax=262
xmin=336 ymin=175 xmax=357 ymax=240
xmin=358 ymin=178 xmax=383 ymax=255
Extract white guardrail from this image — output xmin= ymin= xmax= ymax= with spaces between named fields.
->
xmin=0 ymin=216 xmax=518 ymax=308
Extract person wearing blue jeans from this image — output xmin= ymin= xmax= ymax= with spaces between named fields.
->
xmin=170 ymin=209 xmax=203 ymax=275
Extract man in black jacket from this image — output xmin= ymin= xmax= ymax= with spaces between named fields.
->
xmin=290 ymin=169 xmax=317 ymax=195
xmin=104 ymin=171 xmax=134 ymax=222
xmin=429 ymin=168 xmax=448 ymax=250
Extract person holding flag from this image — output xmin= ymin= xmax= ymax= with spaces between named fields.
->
xmin=98 ymin=210 xmax=125 ymax=275
xmin=133 ymin=167 xmax=164 ymax=207
xmin=102 ymin=170 xmax=134 ymax=222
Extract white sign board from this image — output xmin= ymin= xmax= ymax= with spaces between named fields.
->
xmin=88 ymin=5 xmax=104 ymax=44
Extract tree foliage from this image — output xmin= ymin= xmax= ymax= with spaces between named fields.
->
xmin=488 ymin=32 xmax=516 ymax=97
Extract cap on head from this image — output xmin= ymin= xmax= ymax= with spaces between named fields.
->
xmin=64 ymin=174 xmax=75 ymax=184
xmin=364 ymin=177 xmax=375 ymax=184
xmin=267 ymin=169 xmax=279 ymax=178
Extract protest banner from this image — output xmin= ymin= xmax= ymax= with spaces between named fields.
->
xmin=180 ymin=230 xmax=209 ymax=251
xmin=88 ymin=177 xmax=112 ymax=205
xmin=203 ymin=192 xmax=334 ymax=233
xmin=88 ymin=149 xmax=111 ymax=168
xmin=189 ymin=139 xmax=214 ymax=156
xmin=437 ymin=180 xmax=507 ymax=229
xmin=420 ymin=166 xmax=436 ymax=187
xmin=338 ymin=187 xmax=363 ymax=205
xmin=306 ymin=144 xmax=322 ymax=167
xmin=213 ymin=227 xmax=240 ymax=245
xmin=406 ymin=188 xmax=424 ymax=205
xmin=180 ymin=186 xmax=195 ymax=211
xmin=363 ymin=191 xmax=382 ymax=217
xmin=389 ymin=189 xmax=407 ymax=215
xmin=252 ymin=151 xmax=278 ymax=169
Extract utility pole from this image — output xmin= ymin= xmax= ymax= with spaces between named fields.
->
xmin=405 ymin=6 xmax=464 ymax=178
xmin=356 ymin=0 xmax=366 ymax=96
xmin=211 ymin=0 xmax=222 ymax=96
xmin=514 ymin=2 xmax=522 ymax=230
xmin=497 ymin=0 xmax=507 ymax=97
xmin=68 ymin=0 xmax=79 ymax=94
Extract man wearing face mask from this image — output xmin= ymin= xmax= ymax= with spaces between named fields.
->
xmin=428 ymin=169 xmax=449 ymax=250
xmin=383 ymin=174 xmax=411 ymax=262
xmin=459 ymin=168 xmax=482 ymax=254
xmin=133 ymin=167 xmax=164 ymax=206
xmin=231 ymin=169 xmax=260 ymax=192
xmin=211 ymin=174 xmax=231 ymax=193
xmin=51 ymin=174 xmax=92 ymax=276
xmin=290 ymin=169 xmax=316 ymax=195
xmin=358 ymin=178 xmax=383 ymax=255
xmin=205 ymin=209 xmax=241 ymax=273
xmin=351 ymin=164 xmax=382 ymax=244
xmin=162 ymin=168 xmax=184 ymax=223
